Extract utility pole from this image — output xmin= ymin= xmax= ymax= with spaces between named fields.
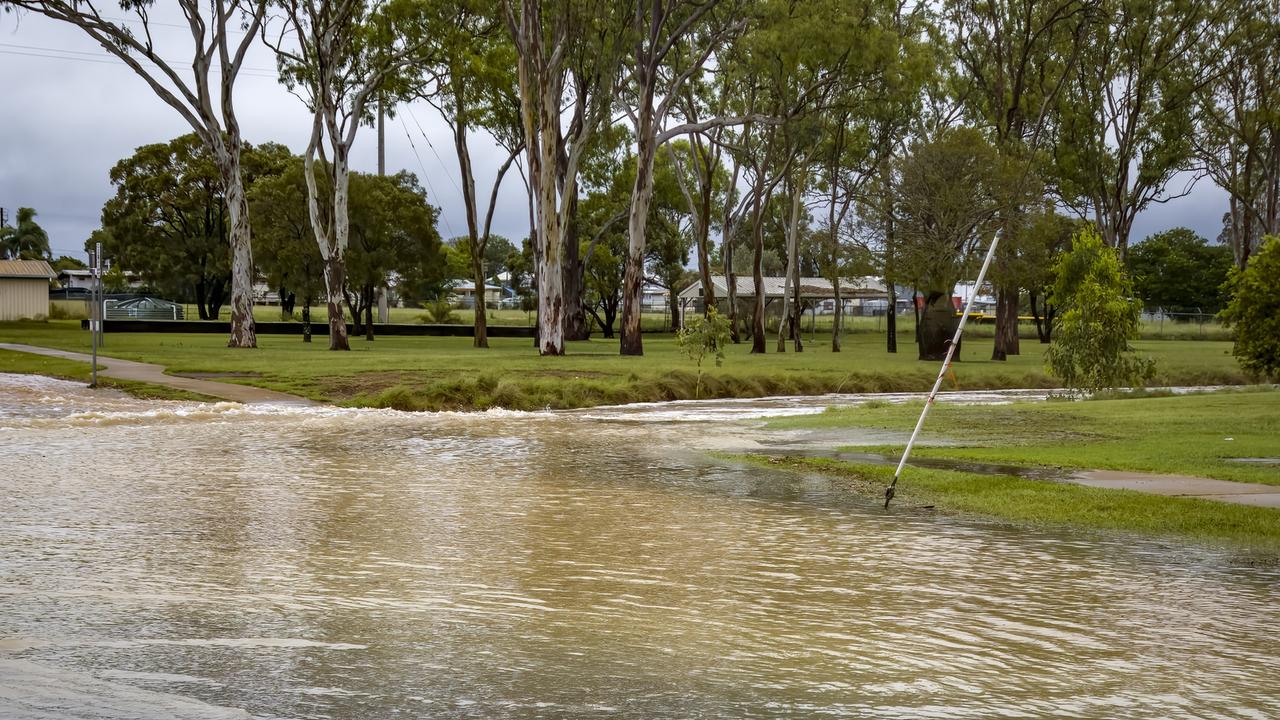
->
xmin=376 ymin=96 xmax=390 ymax=324
xmin=377 ymin=96 xmax=386 ymax=177
xmin=1 ymin=207 xmax=8 ymax=230
xmin=89 ymin=241 xmax=101 ymax=388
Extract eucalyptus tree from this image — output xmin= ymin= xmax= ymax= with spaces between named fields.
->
xmin=1052 ymin=0 xmax=1222 ymax=257
xmin=814 ymin=107 xmax=866 ymax=353
xmin=249 ymin=158 xmax=325 ymax=340
xmin=415 ymin=1 xmax=523 ymax=347
xmin=560 ymin=35 xmax=631 ymax=342
xmin=946 ymin=0 xmax=1096 ymax=360
xmin=1 ymin=0 xmax=267 ymax=346
xmin=855 ymin=3 xmax=937 ymax=355
xmin=662 ymin=54 xmax=745 ymax=326
xmin=616 ymin=0 xmax=752 ymax=356
xmin=344 ymin=172 xmax=444 ymax=340
xmin=502 ymin=0 xmax=627 ymax=355
xmin=891 ymin=127 xmax=1019 ymax=360
xmin=665 ymin=134 xmax=731 ymax=323
xmin=1193 ymin=0 xmax=1280 ymax=269
xmin=727 ymin=0 xmax=886 ymax=354
xmin=792 ymin=0 xmax=928 ymax=353
xmin=98 ymin=135 xmax=290 ymax=320
xmin=266 ymin=0 xmax=432 ymax=350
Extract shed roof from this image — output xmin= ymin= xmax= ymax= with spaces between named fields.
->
xmin=0 ymin=259 xmax=56 ymax=279
xmin=678 ymin=275 xmax=888 ymax=301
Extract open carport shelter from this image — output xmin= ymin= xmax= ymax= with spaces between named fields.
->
xmin=677 ymin=275 xmax=889 ymax=326
xmin=0 ymin=260 xmax=56 ymax=321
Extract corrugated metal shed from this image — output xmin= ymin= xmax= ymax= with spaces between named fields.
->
xmin=0 ymin=259 xmax=55 ymax=320
xmin=0 ymin=260 xmax=56 ymax=279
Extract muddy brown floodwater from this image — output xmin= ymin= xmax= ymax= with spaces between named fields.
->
xmin=1 ymin=374 xmax=1278 ymax=719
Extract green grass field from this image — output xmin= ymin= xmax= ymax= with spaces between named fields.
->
xmin=0 ymin=318 xmax=1257 ymax=410
xmin=741 ymin=390 xmax=1280 ymax=550
xmin=767 ymin=388 xmax=1280 ymax=486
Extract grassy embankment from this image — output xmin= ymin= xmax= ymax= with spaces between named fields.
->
xmin=741 ymin=389 xmax=1280 ymax=550
xmin=0 ymin=319 xmax=1258 ymax=410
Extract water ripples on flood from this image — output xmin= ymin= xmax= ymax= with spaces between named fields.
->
xmin=0 ymin=373 xmax=1278 ymax=719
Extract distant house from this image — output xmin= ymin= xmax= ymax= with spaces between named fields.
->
xmin=56 ymin=268 xmax=143 ymax=292
xmin=641 ymin=284 xmax=669 ymax=311
xmin=0 ymin=259 xmax=56 ymax=321
xmin=448 ymin=279 xmax=504 ymax=308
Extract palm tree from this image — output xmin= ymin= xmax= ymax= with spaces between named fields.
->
xmin=0 ymin=207 xmax=52 ymax=260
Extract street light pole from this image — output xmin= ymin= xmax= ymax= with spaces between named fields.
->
xmin=90 ymin=241 xmax=100 ymax=388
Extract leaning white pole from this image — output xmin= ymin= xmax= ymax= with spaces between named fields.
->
xmin=884 ymin=231 xmax=1002 ymax=508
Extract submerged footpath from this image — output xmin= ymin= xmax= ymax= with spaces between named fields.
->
xmin=0 ymin=343 xmax=312 ymax=406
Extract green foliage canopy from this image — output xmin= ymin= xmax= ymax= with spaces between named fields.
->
xmin=1045 ymin=226 xmax=1155 ymax=394
xmin=1219 ymin=236 xmax=1280 ymax=380
xmin=1126 ymin=228 xmax=1233 ymax=313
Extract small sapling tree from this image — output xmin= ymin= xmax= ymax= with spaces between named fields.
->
xmin=1045 ymin=227 xmax=1155 ymax=395
xmin=1219 ymin=236 xmax=1280 ymax=380
xmin=675 ymin=308 xmax=731 ymax=399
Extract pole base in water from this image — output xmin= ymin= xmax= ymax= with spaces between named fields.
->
xmin=883 ymin=485 xmax=895 ymax=509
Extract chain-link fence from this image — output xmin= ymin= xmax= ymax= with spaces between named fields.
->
xmin=1141 ymin=309 xmax=1229 ymax=339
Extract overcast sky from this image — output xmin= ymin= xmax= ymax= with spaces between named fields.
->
xmin=0 ymin=8 xmax=1228 ymax=262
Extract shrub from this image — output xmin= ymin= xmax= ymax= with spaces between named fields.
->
xmin=1044 ymin=227 xmax=1155 ymax=395
xmin=419 ymin=300 xmax=460 ymax=324
xmin=674 ymin=309 xmax=731 ymax=398
xmin=1219 ymin=236 xmax=1280 ymax=380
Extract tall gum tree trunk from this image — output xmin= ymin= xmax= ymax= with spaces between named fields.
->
xmin=220 ymin=157 xmax=257 ymax=348
xmin=620 ymin=92 xmax=657 ymax=357
xmin=696 ymin=215 xmax=715 ymax=316
xmin=886 ymin=279 xmax=898 ymax=353
xmin=563 ymin=191 xmax=589 ymax=341
xmin=723 ymin=226 xmax=739 ymax=343
xmin=323 ymin=255 xmax=350 ymax=350
xmin=777 ymin=183 xmax=801 ymax=353
xmin=364 ymin=285 xmax=375 ymax=341
xmin=453 ymin=104 xmax=489 ymax=349
xmin=832 ymin=277 xmax=842 ymax=352
xmin=750 ymin=190 xmax=766 ymax=354
xmin=991 ymin=287 xmax=1020 ymax=360
xmin=471 ymin=253 xmax=489 ymax=348
xmin=535 ymin=80 xmax=564 ymax=356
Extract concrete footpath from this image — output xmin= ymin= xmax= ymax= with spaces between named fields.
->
xmin=0 ymin=343 xmax=313 ymax=406
xmin=1069 ymin=470 xmax=1280 ymax=508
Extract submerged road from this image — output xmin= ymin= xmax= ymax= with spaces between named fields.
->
xmin=0 ymin=343 xmax=313 ymax=406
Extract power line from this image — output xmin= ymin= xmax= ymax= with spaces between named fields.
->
xmin=98 ymin=14 xmax=251 ymax=36
xmin=398 ymin=113 xmax=455 ymax=240
xmin=404 ymin=106 xmax=465 ymax=202
xmin=0 ymin=42 xmax=278 ymax=77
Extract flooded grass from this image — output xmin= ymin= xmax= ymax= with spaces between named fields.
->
xmin=766 ymin=388 xmax=1280 ymax=486
xmin=737 ymin=454 xmax=1280 ymax=552
xmin=746 ymin=389 xmax=1280 ymax=549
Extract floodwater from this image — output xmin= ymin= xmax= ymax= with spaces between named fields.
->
xmin=1 ymin=373 xmax=1277 ymax=719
